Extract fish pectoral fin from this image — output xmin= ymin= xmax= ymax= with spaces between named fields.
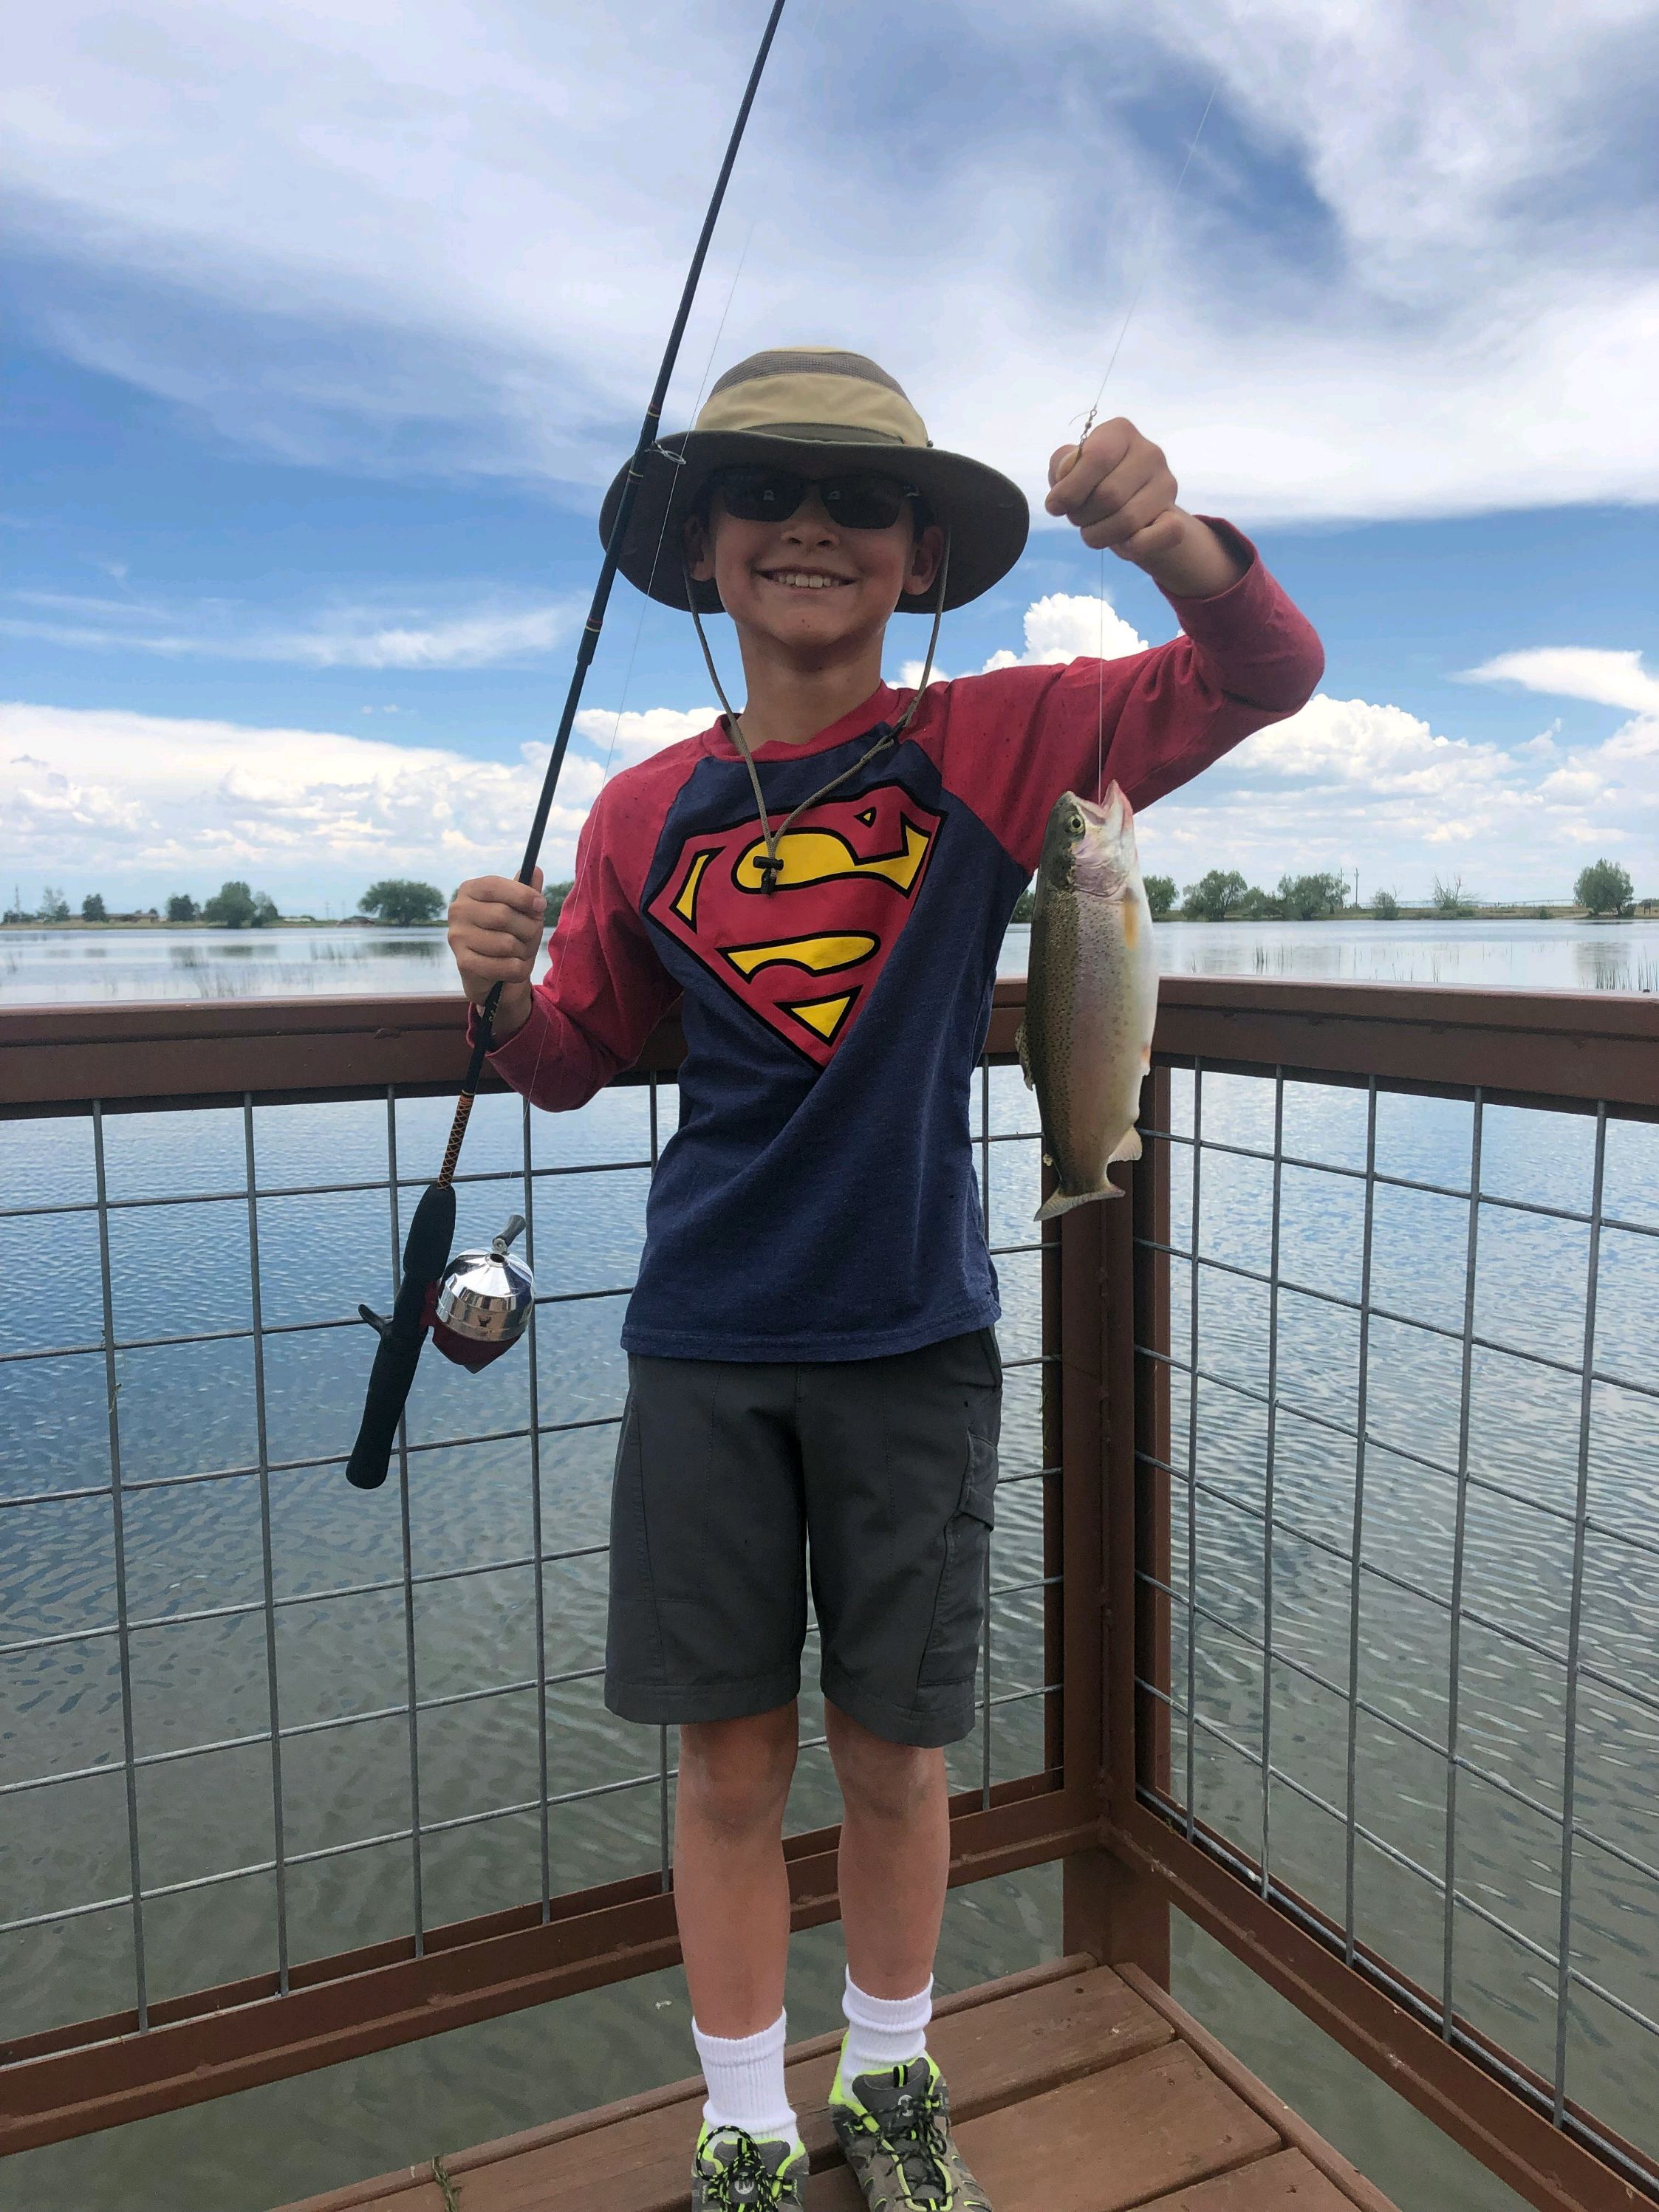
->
xmin=1015 ymin=1019 xmax=1034 ymax=1090
xmin=1108 ymin=1125 xmax=1143 ymax=1166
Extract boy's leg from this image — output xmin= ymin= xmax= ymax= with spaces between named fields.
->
xmin=800 ymin=1329 xmax=1002 ymax=2208
xmin=676 ymin=1702 xmax=800 ymax=2033
xmin=678 ymin=1705 xmax=808 ymax=2202
xmin=601 ymin=1354 xmax=813 ymax=2201
xmin=824 ymin=1700 xmax=949 ymax=1999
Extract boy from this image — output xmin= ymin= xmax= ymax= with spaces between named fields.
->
xmin=448 ymin=347 xmax=1322 ymax=2210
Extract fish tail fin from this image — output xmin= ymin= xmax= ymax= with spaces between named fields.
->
xmin=1015 ymin=1019 xmax=1034 ymax=1090
xmin=1035 ymin=1181 xmax=1126 ymax=1222
xmin=1108 ymin=1125 xmax=1143 ymax=1165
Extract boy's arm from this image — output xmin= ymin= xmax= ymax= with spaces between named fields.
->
xmin=464 ymin=784 xmax=678 ymax=1113
xmin=943 ymin=419 xmax=1324 ymax=874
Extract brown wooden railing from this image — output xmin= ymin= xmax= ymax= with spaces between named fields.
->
xmin=2 ymin=978 xmax=1657 ymax=2212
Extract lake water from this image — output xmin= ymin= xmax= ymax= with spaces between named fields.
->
xmin=4 ymin=914 xmax=1659 ymax=1004
xmin=2 ymin=924 xmax=1655 ymax=2212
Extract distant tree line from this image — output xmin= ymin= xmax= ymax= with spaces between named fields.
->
xmin=14 ymin=860 xmax=1641 ymax=936
xmin=1004 ymin=857 xmax=1647 ymax=925
xmin=3 ymin=876 xmax=584 ymax=928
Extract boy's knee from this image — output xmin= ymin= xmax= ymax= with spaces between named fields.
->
xmin=680 ymin=1705 xmax=798 ymax=1837
xmin=826 ymin=1704 xmax=944 ymax=1822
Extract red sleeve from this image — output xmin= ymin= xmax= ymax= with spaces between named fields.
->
xmin=465 ymin=762 xmax=681 ymax=1112
xmin=930 ymin=520 xmax=1324 ymax=875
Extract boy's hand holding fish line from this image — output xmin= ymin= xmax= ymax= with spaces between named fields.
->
xmin=447 ymin=349 xmax=1322 ymax=2212
xmin=1045 ymin=415 xmax=1250 ymax=597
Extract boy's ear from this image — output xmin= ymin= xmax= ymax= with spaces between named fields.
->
xmin=683 ymin=510 xmax=717 ymax=584
xmin=903 ymin=520 xmax=946 ymax=600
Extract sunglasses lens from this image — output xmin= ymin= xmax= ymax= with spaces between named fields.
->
xmin=820 ymin=474 xmax=911 ymax=530
xmin=711 ymin=468 xmax=913 ymax=530
xmin=715 ymin=468 xmax=807 ymax=521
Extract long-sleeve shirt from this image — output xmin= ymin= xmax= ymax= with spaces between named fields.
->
xmin=476 ymin=521 xmax=1323 ymax=1360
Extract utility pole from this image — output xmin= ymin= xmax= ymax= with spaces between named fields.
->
xmin=1353 ymin=865 xmax=1361 ymax=910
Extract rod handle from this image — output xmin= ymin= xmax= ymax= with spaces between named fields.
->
xmin=345 ymin=1181 xmax=456 ymax=1491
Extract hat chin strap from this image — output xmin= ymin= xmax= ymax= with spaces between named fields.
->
xmin=684 ymin=530 xmax=951 ymax=894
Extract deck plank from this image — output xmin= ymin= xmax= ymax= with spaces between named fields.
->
xmin=1136 ymin=2148 xmax=1364 ymax=2209
xmin=1115 ymin=1965 xmax=1398 ymax=2212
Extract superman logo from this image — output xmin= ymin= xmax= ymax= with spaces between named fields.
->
xmin=646 ymin=782 xmax=943 ymax=1066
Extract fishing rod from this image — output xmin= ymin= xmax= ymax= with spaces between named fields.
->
xmin=346 ymin=0 xmax=791 ymax=1490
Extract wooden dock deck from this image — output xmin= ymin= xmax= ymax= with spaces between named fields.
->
xmin=284 ymin=1956 xmax=1398 ymax=2212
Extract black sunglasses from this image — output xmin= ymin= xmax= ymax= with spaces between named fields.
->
xmin=708 ymin=465 xmax=918 ymax=532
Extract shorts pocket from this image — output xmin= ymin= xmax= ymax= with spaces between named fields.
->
xmin=917 ymin=1433 xmax=997 ymax=1688
xmin=606 ymin=1381 xmax=666 ymax=1683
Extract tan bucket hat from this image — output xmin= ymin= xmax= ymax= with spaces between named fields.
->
xmin=598 ymin=347 xmax=1029 ymax=614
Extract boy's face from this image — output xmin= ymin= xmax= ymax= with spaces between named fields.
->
xmin=685 ymin=479 xmax=945 ymax=664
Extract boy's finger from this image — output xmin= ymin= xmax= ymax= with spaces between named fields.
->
xmin=468 ymin=874 xmax=546 ymax=914
xmin=1047 ymin=442 xmax=1082 ymax=488
xmin=1045 ymin=418 xmax=1137 ymax=513
xmin=456 ymin=925 xmax=536 ymax=962
xmin=1070 ymin=455 xmax=1177 ymax=536
xmin=454 ymin=906 xmax=541 ymax=950
xmin=460 ymin=956 xmax=533 ymax=989
xmin=464 ymin=881 xmax=546 ymax=920
xmin=1078 ymin=490 xmax=1166 ymax=551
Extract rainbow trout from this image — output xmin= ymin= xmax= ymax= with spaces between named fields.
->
xmin=1016 ymin=783 xmax=1158 ymax=1220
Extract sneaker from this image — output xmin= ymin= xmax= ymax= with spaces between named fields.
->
xmin=828 ymin=2047 xmax=991 ymax=2210
xmin=692 ymin=2120 xmax=809 ymax=2209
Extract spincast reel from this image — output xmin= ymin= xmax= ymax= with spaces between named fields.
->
xmin=358 ymin=1212 xmax=533 ymax=1380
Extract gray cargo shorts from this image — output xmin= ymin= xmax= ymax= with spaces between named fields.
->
xmin=603 ymin=1326 xmax=1001 ymax=1748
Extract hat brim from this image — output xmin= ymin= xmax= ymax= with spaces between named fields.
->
xmin=598 ymin=428 xmax=1030 ymax=614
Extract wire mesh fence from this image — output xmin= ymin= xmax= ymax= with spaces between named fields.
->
xmin=1135 ymin=1058 xmax=1659 ymax=2178
xmin=0 ymin=1051 xmax=1056 ymax=2050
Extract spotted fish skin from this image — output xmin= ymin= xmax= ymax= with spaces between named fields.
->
xmin=1016 ymin=783 xmax=1157 ymax=1221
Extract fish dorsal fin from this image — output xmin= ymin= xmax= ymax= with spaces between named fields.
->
xmin=1015 ymin=1018 xmax=1034 ymax=1090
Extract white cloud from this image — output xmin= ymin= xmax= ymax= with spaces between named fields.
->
xmin=978 ymin=590 xmax=1149 ymax=672
xmin=1244 ymin=695 xmax=1513 ymax=796
xmin=0 ymin=590 xmax=572 ymax=669
xmin=0 ymin=702 xmax=601 ymax=900
xmin=1516 ymin=721 xmax=1561 ymax=760
xmin=901 ymin=587 xmax=1148 ymax=687
xmin=571 ymin=704 xmax=715 ymax=764
xmin=1139 ymin=680 xmax=1659 ymax=896
xmin=1461 ymin=647 xmax=1659 ymax=716
xmin=3 ymin=1 xmax=1658 ymax=522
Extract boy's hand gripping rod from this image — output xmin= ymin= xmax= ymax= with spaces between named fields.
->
xmin=346 ymin=0 xmax=790 ymax=1490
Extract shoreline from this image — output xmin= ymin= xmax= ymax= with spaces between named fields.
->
xmin=3 ymin=911 xmax=1651 ymax=933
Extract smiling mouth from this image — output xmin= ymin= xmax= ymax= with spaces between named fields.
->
xmin=756 ymin=569 xmax=855 ymax=592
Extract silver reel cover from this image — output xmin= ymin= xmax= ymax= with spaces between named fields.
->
xmin=434 ymin=1213 xmax=534 ymax=1354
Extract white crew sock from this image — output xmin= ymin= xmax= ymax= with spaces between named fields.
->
xmin=841 ymin=1970 xmax=934 ymax=2081
xmin=693 ymin=2010 xmax=798 ymax=2141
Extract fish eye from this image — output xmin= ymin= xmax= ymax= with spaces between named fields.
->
xmin=1067 ymin=809 xmax=1084 ymax=834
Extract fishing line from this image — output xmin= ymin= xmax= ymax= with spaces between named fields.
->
xmin=1073 ymin=10 xmax=1242 ymax=800
xmin=1075 ymin=50 xmax=1232 ymax=448
xmin=1096 ymin=544 xmax=1107 ymax=802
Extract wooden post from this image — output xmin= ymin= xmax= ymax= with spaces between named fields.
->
xmin=1055 ymin=1090 xmax=1172 ymax=1985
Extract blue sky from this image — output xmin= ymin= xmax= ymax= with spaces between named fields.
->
xmin=4 ymin=0 xmax=1658 ymax=911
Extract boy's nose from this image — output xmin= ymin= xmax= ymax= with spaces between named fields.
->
xmin=782 ymin=491 xmax=838 ymax=538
